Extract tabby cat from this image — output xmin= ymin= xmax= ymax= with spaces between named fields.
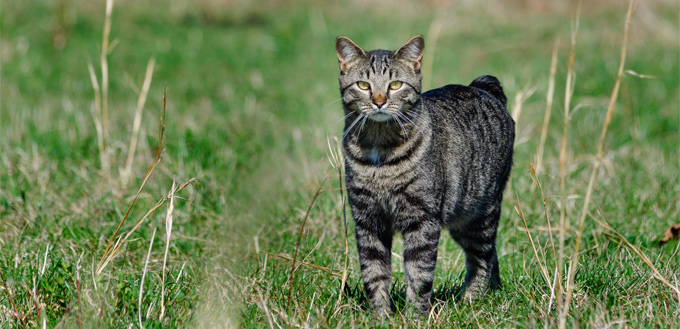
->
xmin=335 ymin=35 xmax=514 ymax=316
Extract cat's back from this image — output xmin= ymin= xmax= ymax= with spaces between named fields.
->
xmin=422 ymin=76 xmax=513 ymax=153
xmin=422 ymin=75 xmax=514 ymax=211
xmin=422 ymin=75 xmax=510 ymax=129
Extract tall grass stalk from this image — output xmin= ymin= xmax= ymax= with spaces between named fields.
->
xmin=98 ymin=177 xmax=197 ymax=274
xmin=160 ymin=181 xmax=177 ymax=320
xmin=515 ymin=192 xmax=550 ymax=287
xmin=422 ymin=11 xmax=445 ymax=92
xmin=139 ymin=228 xmax=157 ymax=329
xmin=511 ymin=86 xmax=536 ymax=133
xmin=557 ymin=1 xmax=582 ymax=317
xmin=286 ymin=168 xmax=334 ymax=311
xmin=101 ymin=0 xmax=114 ymax=148
xmin=87 ymin=62 xmax=107 ymax=176
xmin=327 ymin=136 xmax=350 ymax=310
xmin=535 ymin=40 xmax=559 ymax=174
xmin=97 ymin=86 xmax=167 ymax=274
xmin=561 ymin=1 xmax=638 ymax=325
xmin=123 ymin=58 xmax=155 ymax=186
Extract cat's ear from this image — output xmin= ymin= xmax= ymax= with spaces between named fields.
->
xmin=336 ymin=36 xmax=366 ymax=72
xmin=393 ymin=35 xmax=424 ymax=71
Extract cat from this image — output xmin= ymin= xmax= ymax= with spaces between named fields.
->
xmin=335 ymin=35 xmax=514 ymax=316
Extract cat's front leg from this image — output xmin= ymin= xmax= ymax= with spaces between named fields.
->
xmin=402 ymin=218 xmax=441 ymax=316
xmin=354 ymin=218 xmax=393 ymax=316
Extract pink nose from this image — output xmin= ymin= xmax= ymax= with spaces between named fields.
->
xmin=374 ymin=101 xmax=385 ymax=108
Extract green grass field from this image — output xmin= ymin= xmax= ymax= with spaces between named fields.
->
xmin=1 ymin=0 xmax=678 ymax=327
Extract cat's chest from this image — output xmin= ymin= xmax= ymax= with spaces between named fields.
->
xmin=348 ymin=154 xmax=420 ymax=199
xmin=365 ymin=147 xmax=384 ymax=165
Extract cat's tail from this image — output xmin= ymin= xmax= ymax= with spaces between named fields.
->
xmin=470 ymin=75 xmax=507 ymax=107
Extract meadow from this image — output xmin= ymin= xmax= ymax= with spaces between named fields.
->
xmin=1 ymin=0 xmax=678 ymax=327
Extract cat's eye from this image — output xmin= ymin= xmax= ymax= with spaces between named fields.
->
xmin=389 ymin=81 xmax=403 ymax=90
xmin=356 ymin=81 xmax=370 ymax=90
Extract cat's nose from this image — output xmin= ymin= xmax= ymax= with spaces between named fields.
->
xmin=373 ymin=101 xmax=386 ymax=109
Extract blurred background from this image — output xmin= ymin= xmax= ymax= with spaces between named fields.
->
xmin=1 ymin=0 xmax=678 ymax=327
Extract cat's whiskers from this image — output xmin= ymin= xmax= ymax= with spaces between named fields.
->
xmin=343 ymin=113 xmax=365 ymax=140
xmin=402 ymin=109 xmax=426 ymax=136
xmin=337 ymin=111 xmax=356 ymax=123
xmin=358 ymin=114 xmax=369 ymax=136
xmin=391 ymin=112 xmax=409 ymax=140
xmin=329 ymin=97 xmax=344 ymax=105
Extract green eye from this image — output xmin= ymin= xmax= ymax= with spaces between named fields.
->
xmin=357 ymin=81 xmax=370 ymax=90
xmin=389 ymin=81 xmax=402 ymax=90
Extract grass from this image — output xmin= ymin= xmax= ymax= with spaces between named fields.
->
xmin=1 ymin=0 xmax=679 ymax=327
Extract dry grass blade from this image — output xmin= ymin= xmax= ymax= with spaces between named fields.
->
xmin=101 ymin=0 xmax=114 ymax=145
xmin=557 ymin=0 xmax=583 ymax=286
xmin=139 ymin=228 xmax=156 ymax=329
xmin=97 ymin=86 xmax=168 ymax=274
xmin=0 ymin=268 xmax=20 ymax=320
xmin=557 ymin=2 xmax=583 ymax=318
xmin=329 ymin=136 xmax=350 ymax=309
xmin=98 ymin=178 xmax=198 ymax=274
xmin=422 ymin=12 xmax=445 ymax=92
xmin=561 ymin=0 xmax=638 ymax=325
xmin=75 ymin=252 xmax=84 ymax=329
xmin=511 ymin=85 xmax=536 ymax=135
xmin=87 ymin=62 xmax=107 ymax=174
xmin=515 ymin=192 xmax=551 ymax=287
xmin=287 ymin=168 xmax=335 ymax=310
xmin=535 ymin=40 xmax=559 ymax=173
xmin=528 ymin=163 xmax=558 ymax=267
xmin=256 ymin=287 xmax=276 ymax=329
xmin=305 ymin=292 xmax=316 ymax=328
xmin=592 ymin=216 xmax=680 ymax=299
xmin=260 ymin=251 xmax=342 ymax=277
xmin=530 ymin=162 xmax=561 ymax=319
xmin=160 ymin=181 xmax=176 ymax=320
xmin=124 ymin=58 xmax=155 ymax=186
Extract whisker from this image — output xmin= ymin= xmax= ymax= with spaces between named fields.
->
xmin=343 ymin=113 xmax=364 ymax=140
xmin=358 ymin=115 xmax=369 ymax=136
xmin=328 ymin=97 xmax=344 ymax=105
xmin=392 ymin=113 xmax=408 ymax=140
xmin=399 ymin=111 xmax=419 ymax=128
xmin=337 ymin=111 xmax=356 ymax=123
xmin=399 ymin=114 xmax=412 ymax=140
xmin=402 ymin=110 xmax=424 ymax=135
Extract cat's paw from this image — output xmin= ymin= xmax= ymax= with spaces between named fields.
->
xmin=403 ymin=303 xmax=431 ymax=319
xmin=374 ymin=307 xmax=392 ymax=318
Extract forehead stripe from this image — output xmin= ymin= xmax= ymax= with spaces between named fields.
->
xmin=370 ymin=55 xmax=389 ymax=76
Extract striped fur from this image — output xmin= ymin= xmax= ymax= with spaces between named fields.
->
xmin=336 ymin=36 xmax=514 ymax=316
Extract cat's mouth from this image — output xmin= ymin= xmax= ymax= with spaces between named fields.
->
xmin=366 ymin=109 xmax=392 ymax=122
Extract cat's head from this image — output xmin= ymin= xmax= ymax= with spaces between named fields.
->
xmin=336 ymin=36 xmax=424 ymax=123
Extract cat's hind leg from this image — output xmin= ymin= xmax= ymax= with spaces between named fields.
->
xmin=449 ymin=205 xmax=502 ymax=301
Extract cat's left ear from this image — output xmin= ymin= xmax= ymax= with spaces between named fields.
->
xmin=393 ymin=35 xmax=424 ymax=71
xmin=336 ymin=36 xmax=366 ymax=73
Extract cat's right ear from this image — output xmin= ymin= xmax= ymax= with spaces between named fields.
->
xmin=393 ymin=35 xmax=424 ymax=71
xmin=336 ymin=36 xmax=366 ymax=73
